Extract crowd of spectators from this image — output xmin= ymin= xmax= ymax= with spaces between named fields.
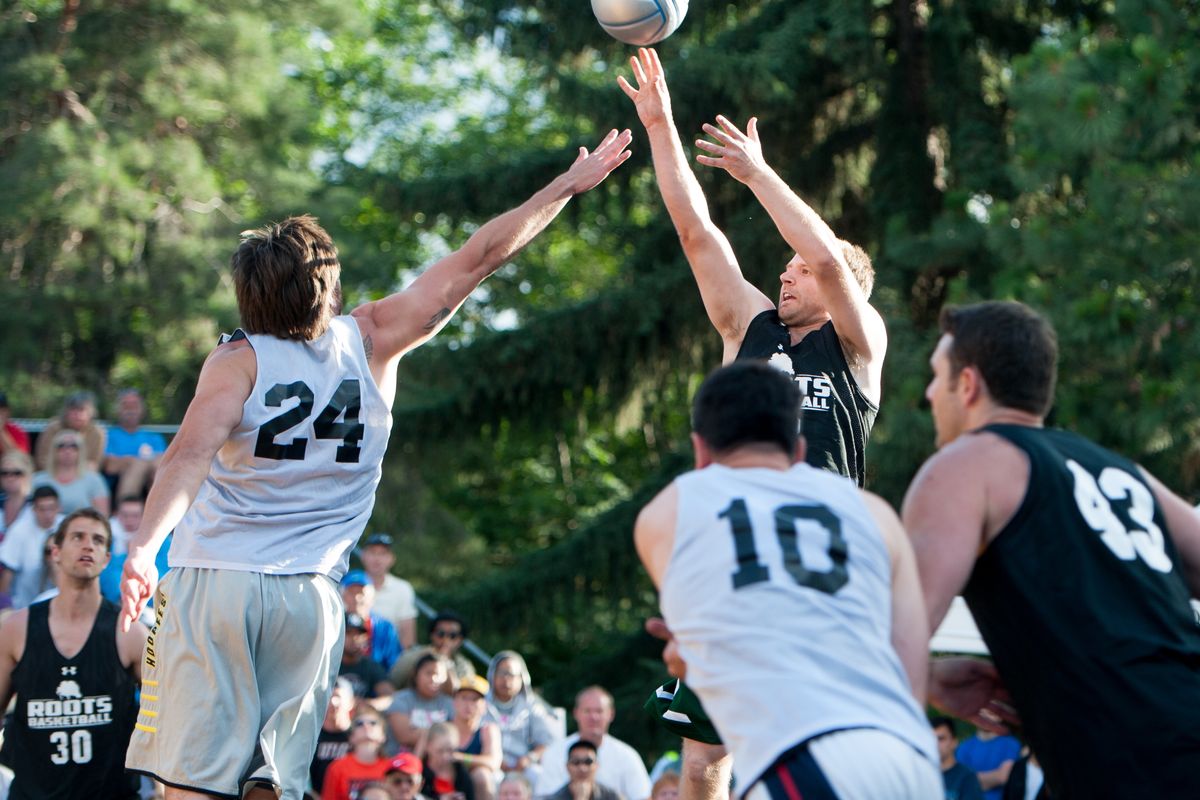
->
xmin=0 ymin=388 xmax=1051 ymax=800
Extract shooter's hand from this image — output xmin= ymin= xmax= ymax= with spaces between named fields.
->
xmin=617 ymin=48 xmax=674 ymax=130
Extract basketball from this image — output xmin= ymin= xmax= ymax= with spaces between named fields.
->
xmin=591 ymin=0 xmax=689 ymax=46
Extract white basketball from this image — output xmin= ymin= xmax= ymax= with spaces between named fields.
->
xmin=591 ymin=0 xmax=689 ymax=46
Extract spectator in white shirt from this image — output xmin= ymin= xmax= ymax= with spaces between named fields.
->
xmin=0 ymin=486 xmax=63 ymax=608
xmin=359 ymin=532 xmax=418 ymax=648
xmin=534 ymin=687 xmax=650 ymax=800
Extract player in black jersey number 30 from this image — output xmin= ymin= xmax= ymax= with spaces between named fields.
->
xmin=0 ymin=508 xmax=148 ymax=799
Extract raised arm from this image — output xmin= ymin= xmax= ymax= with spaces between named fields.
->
xmin=695 ymin=116 xmax=886 ymax=370
xmin=119 ymin=341 xmax=254 ymax=630
xmin=617 ymin=48 xmax=772 ymax=356
xmin=352 ymin=128 xmax=633 ymax=372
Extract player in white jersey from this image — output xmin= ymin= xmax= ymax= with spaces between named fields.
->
xmin=117 ymin=128 xmax=633 ymax=800
xmin=634 ymin=362 xmax=940 ymax=800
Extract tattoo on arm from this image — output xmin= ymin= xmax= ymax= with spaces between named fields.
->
xmin=362 ymin=335 xmax=374 ymax=360
xmin=422 ymin=308 xmax=452 ymax=332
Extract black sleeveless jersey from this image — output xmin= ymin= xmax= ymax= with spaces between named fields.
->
xmin=964 ymin=425 xmax=1200 ymax=798
xmin=735 ymin=312 xmax=877 ymax=485
xmin=1 ymin=598 xmax=139 ymax=799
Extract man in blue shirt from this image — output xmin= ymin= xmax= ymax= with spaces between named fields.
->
xmin=342 ymin=570 xmax=403 ymax=672
xmin=103 ymin=389 xmax=166 ymax=499
xmin=956 ymin=730 xmax=1020 ymax=800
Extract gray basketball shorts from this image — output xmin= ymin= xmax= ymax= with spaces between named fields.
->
xmin=126 ymin=567 xmax=345 ymax=800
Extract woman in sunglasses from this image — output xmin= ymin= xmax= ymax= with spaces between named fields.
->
xmin=31 ymin=430 xmax=109 ymax=515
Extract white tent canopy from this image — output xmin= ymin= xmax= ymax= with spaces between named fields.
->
xmin=930 ymin=596 xmax=988 ymax=655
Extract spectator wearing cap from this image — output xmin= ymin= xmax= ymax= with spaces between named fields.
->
xmin=452 ymin=674 xmax=503 ymax=800
xmin=546 ymin=740 xmax=624 ymax=800
xmin=0 ymin=392 xmax=30 ymax=456
xmin=388 ymin=652 xmax=455 ymax=751
xmin=322 ymin=706 xmax=393 ymax=800
xmin=1 ymin=450 xmax=34 ymax=538
xmin=34 ymin=391 xmax=106 ymax=473
xmin=340 ymin=611 xmax=397 ymax=712
xmin=311 ymin=677 xmax=357 ymax=796
xmin=385 ymin=752 xmax=432 ymax=800
xmin=102 ymin=388 xmax=166 ymax=501
xmin=360 ymin=532 xmax=418 ymax=649
xmin=391 ymin=611 xmax=476 ymax=692
xmin=343 ymin=568 xmax=404 ymax=672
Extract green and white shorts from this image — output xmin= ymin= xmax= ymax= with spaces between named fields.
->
xmin=126 ymin=567 xmax=344 ymax=799
xmin=645 ymin=678 xmax=723 ymax=745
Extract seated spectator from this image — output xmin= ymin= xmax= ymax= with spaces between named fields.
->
xmin=486 ymin=650 xmax=557 ymax=782
xmin=35 ymin=391 xmax=106 ymax=473
xmin=360 ymin=532 xmax=418 ymax=649
xmin=361 ymin=783 xmax=396 ymax=800
xmin=312 ymin=678 xmax=357 ymax=797
xmin=341 ymin=612 xmax=397 ymax=711
xmin=1 ymin=451 xmax=34 ymax=537
xmin=31 ymin=429 xmax=109 ymax=515
xmin=933 ymin=716 xmax=984 ymax=800
xmin=546 ymin=740 xmax=624 ymax=800
xmin=392 ymin=611 xmax=476 ymax=691
xmin=0 ymin=486 xmax=62 ymax=608
xmin=389 ymin=653 xmax=455 ymax=751
xmin=385 ymin=752 xmax=432 ymax=800
xmin=322 ymin=707 xmax=393 ymax=800
xmin=343 ymin=569 xmax=403 ymax=672
xmin=957 ymin=729 xmax=1021 ymax=800
xmin=108 ymin=494 xmax=144 ymax=555
xmin=498 ymin=775 xmax=534 ymax=800
xmin=534 ymin=688 xmax=650 ymax=800
xmin=453 ymin=675 xmax=503 ymax=800
xmin=648 ymin=773 xmax=678 ymax=800
xmin=0 ymin=392 xmax=30 ymax=455
xmin=102 ymin=389 xmax=166 ymax=500
xmin=423 ymin=722 xmax=476 ymax=800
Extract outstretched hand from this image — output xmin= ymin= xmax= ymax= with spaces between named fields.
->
xmin=119 ymin=549 xmax=158 ymax=632
xmin=695 ymin=115 xmax=769 ymax=185
xmin=645 ymin=616 xmax=688 ymax=679
xmin=928 ymin=656 xmax=1021 ymax=734
xmin=565 ymin=128 xmax=634 ymax=195
xmin=617 ymin=48 xmax=673 ymax=129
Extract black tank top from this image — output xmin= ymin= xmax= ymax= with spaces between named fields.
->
xmin=1 ymin=598 xmax=139 ymax=799
xmin=735 ymin=312 xmax=877 ymax=485
xmin=965 ymin=425 xmax=1200 ymax=797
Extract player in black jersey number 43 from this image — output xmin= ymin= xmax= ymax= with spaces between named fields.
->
xmin=903 ymin=301 xmax=1200 ymax=798
xmin=0 ymin=508 xmax=148 ymax=799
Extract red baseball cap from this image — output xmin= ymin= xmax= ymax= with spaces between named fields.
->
xmin=388 ymin=752 xmax=423 ymax=776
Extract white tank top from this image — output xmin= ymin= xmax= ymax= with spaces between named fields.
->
xmin=660 ymin=464 xmax=937 ymax=791
xmin=170 ymin=316 xmax=392 ymax=579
